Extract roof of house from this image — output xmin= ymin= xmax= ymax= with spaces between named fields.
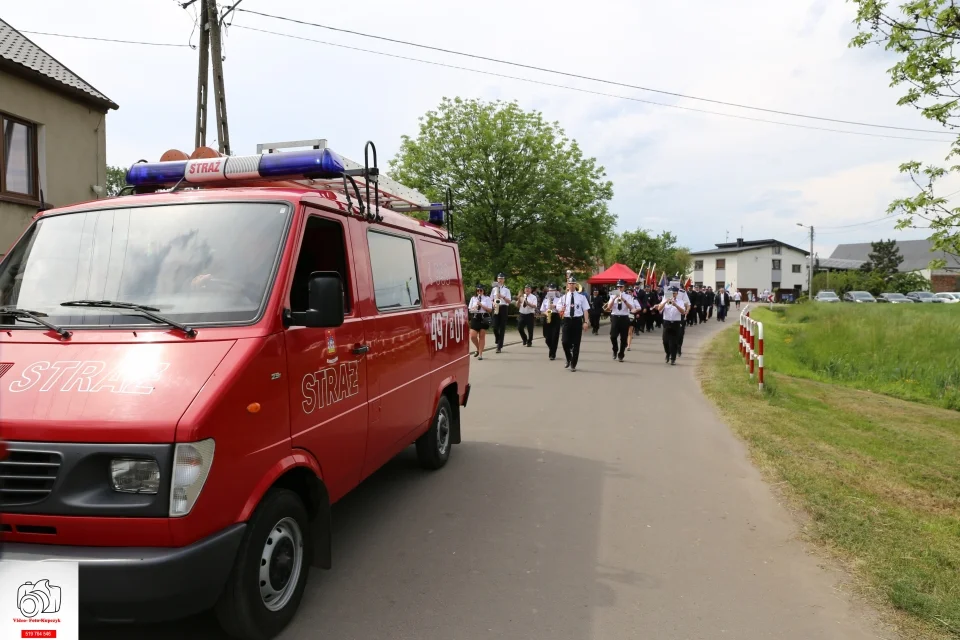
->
xmin=817 ymin=257 xmax=865 ymax=270
xmin=691 ymin=238 xmax=809 ymax=257
xmin=0 ymin=18 xmax=118 ymax=111
xmin=828 ymin=239 xmax=960 ymax=272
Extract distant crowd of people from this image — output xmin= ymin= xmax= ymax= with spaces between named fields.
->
xmin=467 ymin=274 xmax=742 ymax=369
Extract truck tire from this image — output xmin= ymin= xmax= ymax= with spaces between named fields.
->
xmin=416 ymin=395 xmax=453 ymax=470
xmin=215 ymin=488 xmax=312 ymax=640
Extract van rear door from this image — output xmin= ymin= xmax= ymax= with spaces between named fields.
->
xmin=285 ymin=211 xmax=368 ymax=503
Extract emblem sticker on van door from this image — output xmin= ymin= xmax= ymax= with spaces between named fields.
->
xmin=301 ymin=361 xmax=360 ymax=414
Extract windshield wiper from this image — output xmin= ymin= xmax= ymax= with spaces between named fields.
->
xmin=60 ymin=300 xmax=197 ymax=338
xmin=0 ymin=306 xmax=72 ymax=339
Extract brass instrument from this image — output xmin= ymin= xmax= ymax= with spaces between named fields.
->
xmin=492 ymin=284 xmax=502 ymax=314
xmin=545 ymin=291 xmax=556 ymax=324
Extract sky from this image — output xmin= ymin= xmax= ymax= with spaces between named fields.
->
xmin=5 ymin=0 xmax=958 ymax=260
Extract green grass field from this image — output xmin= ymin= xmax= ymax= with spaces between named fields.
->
xmin=701 ymin=306 xmax=960 ymax=639
xmin=743 ymin=303 xmax=960 ymax=410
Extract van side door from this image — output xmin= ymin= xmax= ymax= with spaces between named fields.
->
xmin=285 ymin=209 xmax=368 ymax=503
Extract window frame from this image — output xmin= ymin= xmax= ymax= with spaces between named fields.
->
xmin=366 ymin=228 xmax=423 ymax=313
xmin=0 ymin=111 xmax=41 ymax=205
xmin=791 ymin=264 xmax=802 ymax=273
xmin=772 ymin=259 xmax=782 ymax=270
xmin=694 ymin=260 xmax=704 ymax=270
xmin=716 ymin=259 xmax=726 ymax=270
xmin=772 ymin=245 xmax=782 ymax=255
xmin=290 ymin=212 xmax=355 ymax=317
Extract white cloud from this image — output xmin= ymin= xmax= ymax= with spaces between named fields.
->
xmin=3 ymin=0 xmax=955 ymax=257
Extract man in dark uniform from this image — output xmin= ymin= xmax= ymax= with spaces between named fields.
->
xmin=687 ymin=285 xmax=699 ymax=326
xmin=490 ymin=273 xmax=511 ymax=353
xmin=705 ymin=286 xmax=715 ymax=321
xmin=589 ymin=288 xmax=604 ymax=335
xmin=558 ymin=277 xmax=590 ymax=371
xmin=634 ymin=284 xmax=649 ymax=333
xmin=540 ymin=283 xmax=562 ymax=360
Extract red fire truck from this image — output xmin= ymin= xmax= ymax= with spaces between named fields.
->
xmin=0 ymin=139 xmax=471 ymax=639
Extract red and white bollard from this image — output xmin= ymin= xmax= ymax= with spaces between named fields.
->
xmin=757 ymin=322 xmax=764 ymax=391
xmin=737 ymin=306 xmax=764 ymax=392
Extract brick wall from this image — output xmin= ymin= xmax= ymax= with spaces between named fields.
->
xmin=931 ymin=273 xmax=960 ymax=292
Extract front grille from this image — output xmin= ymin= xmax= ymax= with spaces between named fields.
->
xmin=0 ymin=449 xmax=62 ymax=507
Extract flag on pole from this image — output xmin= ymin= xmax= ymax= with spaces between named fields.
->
xmin=636 ymin=260 xmax=646 ymax=285
xmin=659 ymin=273 xmax=668 ymax=289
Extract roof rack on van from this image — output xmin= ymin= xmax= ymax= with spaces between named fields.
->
xmin=124 ymin=139 xmax=456 ymax=240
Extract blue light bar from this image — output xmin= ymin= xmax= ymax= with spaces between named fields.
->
xmin=127 ymin=161 xmax=188 ymax=186
xmin=429 ymin=203 xmax=445 ymax=225
xmin=258 ymin=148 xmax=346 ymax=179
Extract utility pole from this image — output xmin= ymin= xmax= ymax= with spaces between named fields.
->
xmin=193 ymin=0 xmax=231 ymax=155
xmin=194 ymin=0 xmax=210 ymax=150
xmin=797 ymin=223 xmax=814 ymax=299
xmin=207 ymin=0 xmax=231 ymax=155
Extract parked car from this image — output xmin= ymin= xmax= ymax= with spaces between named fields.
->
xmin=878 ymin=293 xmax=914 ymax=304
xmin=815 ymin=291 xmax=841 ymax=303
xmin=934 ymin=292 xmax=959 ymax=304
xmin=907 ymin=291 xmax=943 ymax=303
xmin=843 ymin=291 xmax=877 ymax=303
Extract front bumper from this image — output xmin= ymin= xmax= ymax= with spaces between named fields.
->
xmin=2 ymin=523 xmax=245 ymax=623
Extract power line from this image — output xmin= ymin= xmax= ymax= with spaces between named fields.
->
xmin=818 ymin=214 xmax=901 ymax=230
xmin=232 ymin=25 xmax=950 ymax=143
xmin=236 ymin=8 xmax=957 ymax=137
xmin=20 ymin=30 xmax=191 ymax=48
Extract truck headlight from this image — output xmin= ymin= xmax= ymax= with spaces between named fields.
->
xmin=110 ymin=459 xmax=161 ymax=494
xmin=169 ymin=439 xmax=215 ymax=517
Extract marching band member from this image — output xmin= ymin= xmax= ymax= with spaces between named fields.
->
xmin=516 ymin=283 xmax=537 ymax=347
xmin=556 ymin=276 xmax=590 ymax=372
xmin=490 ymin=273 xmax=512 ymax=353
xmin=468 ymin=283 xmax=493 ymax=361
xmin=603 ymin=279 xmax=639 ymax=362
xmin=676 ymin=284 xmax=692 ymax=358
xmin=589 ymin=288 xmax=604 ymax=335
xmin=540 ymin=283 xmax=562 ymax=360
xmin=657 ymin=286 xmax=687 ymax=365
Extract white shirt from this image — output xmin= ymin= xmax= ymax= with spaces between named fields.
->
xmin=717 ymin=291 xmax=729 ymax=306
xmin=677 ymin=290 xmax=691 ymax=307
xmin=607 ymin=291 xmax=639 ymax=316
xmin=492 ymin=284 xmax=511 ymax=305
xmin=733 ymin=291 xmax=741 ymax=301
xmin=516 ymin=293 xmax=537 ymax=314
xmin=540 ymin=293 xmax=560 ymax=313
xmin=661 ymin=295 xmax=687 ymax=322
xmin=556 ymin=291 xmax=590 ymax=318
xmin=468 ymin=295 xmax=492 ymax=314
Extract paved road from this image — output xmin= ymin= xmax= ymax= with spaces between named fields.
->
xmin=84 ymin=320 xmax=894 ymax=640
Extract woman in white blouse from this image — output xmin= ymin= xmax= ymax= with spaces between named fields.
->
xmin=468 ymin=283 xmax=493 ymax=360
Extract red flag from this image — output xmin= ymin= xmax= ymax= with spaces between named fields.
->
xmin=684 ymin=277 xmax=692 ymax=288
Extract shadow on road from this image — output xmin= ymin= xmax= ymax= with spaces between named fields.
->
xmin=83 ymin=442 xmax=611 ymax=640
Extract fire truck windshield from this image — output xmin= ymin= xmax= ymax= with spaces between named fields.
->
xmin=0 ymin=201 xmax=291 ymax=329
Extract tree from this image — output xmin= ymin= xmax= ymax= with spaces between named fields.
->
xmin=850 ymin=1 xmax=960 ymax=263
xmin=106 ymin=165 xmax=128 ymax=196
xmin=389 ymin=98 xmax=616 ymax=291
xmin=858 ymin=238 xmax=904 ymax=280
xmin=609 ymin=228 xmax=691 ymax=281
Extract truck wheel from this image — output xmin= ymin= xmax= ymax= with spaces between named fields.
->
xmin=416 ymin=395 xmax=453 ymax=470
xmin=216 ymin=488 xmax=312 ymax=640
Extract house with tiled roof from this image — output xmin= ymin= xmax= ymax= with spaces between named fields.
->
xmin=0 ymin=17 xmax=118 ymax=256
xmin=828 ymin=239 xmax=960 ymax=292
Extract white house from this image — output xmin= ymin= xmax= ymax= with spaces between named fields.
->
xmin=690 ymin=238 xmax=810 ymax=300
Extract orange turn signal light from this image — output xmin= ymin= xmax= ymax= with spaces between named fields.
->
xmin=247 ymin=403 xmax=261 ymax=414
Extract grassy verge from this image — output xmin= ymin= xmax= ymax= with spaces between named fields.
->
xmin=700 ymin=326 xmax=960 ymax=639
xmin=743 ymin=303 xmax=960 ymax=410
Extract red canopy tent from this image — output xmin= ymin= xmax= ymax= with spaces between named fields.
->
xmin=587 ymin=263 xmax=639 ymax=285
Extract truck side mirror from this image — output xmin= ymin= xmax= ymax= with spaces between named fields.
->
xmin=287 ymin=271 xmax=344 ymax=328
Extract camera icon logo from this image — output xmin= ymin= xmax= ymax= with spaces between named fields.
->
xmin=17 ymin=580 xmax=61 ymax=619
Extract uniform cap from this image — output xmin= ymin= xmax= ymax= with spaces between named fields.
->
xmin=497 ymin=273 xmax=506 ymax=279
xmin=525 ymin=283 xmax=532 ymax=289
xmin=616 ymin=279 xmax=627 ymax=287
xmin=547 ymin=283 xmax=558 ymax=290
xmin=567 ymin=276 xmax=577 ymax=284
xmin=475 ymin=283 xmax=485 ymax=290
xmin=670 ymin=286 xmax=680 ymax=292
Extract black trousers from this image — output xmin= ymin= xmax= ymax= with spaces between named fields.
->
xmin=698 ymin=306 xmax=708 ymax=323
xmin=610 ymin=315 xmax=630 ymax=358
xmin=589 ymin=310 xmax=601 ymax=334
xmin=492 ymin=307 xmax=508 ymax=347
xmin=663 ymin=320 xmax=681 ymax=361
xmin=644 ymin=311 xmax=655 ymax=332
xmin=517 ymin=313 xmax=535 ymax=344
xmin=717 ymin=305 xmax=728 ymax=321
xmin=561 ymin=317 xmax=585 ymax=367
xmin=543 ymin=316 xmax=561 ymax=358
xmin=707 ymin=304 xmax=714 ymax=319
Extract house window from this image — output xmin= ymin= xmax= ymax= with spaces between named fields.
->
xmin=694 ymin=281 xmax=703 ymax=287
xmin=1 ymin=112 xmax=39 ymax=202
xmin=772 ymin=281 xmax=781 ymax=290
xmin=773 ymin=246 xmax=782 ymax=255
xmin=716 ymin=259 xmax=726 ymax=270
xmin=716 ymin=281 xmax=725 ymax=290
xmin=772 ymin=259 xmax=782 ymax=270
xmin=694 ymin=260 xmax=704 ymax=270
xmin=367 ymin=230 xmax=422 ymax=311
xmin=792 ymin=264 xmax=801 ymax=273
